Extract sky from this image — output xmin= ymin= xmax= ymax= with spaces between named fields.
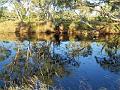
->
xmin=87 ymin=0 xmax=101 ymax=3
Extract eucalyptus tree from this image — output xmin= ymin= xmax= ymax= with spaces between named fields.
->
xmin=0 ymin=0 xmax=8 ymax=6
xmin=90 ymin=0 xmax=120 ymax=22
xmin=0 ymin=7 xmax=4 ymax=19
xmin=0 ymin=0 xmax=120 ymax=29
xmin=31 ymin=0 xmax=55 ymax=20
xmin=106 ymin=0 xmax=120 ymax=21
xmin=10 ymin=0 xmax=32 ymax=21
xmin=0 ymin=0 xmax=8 ymax=20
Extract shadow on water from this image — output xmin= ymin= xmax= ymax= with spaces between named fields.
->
xmin=0 ymin=33 xmax=120 ymax=90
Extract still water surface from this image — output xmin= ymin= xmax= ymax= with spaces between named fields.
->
xmin=0 ymin=33 xmax=120 ymax=90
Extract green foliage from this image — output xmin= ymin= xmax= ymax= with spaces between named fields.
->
xmin=0 ymin=0 xmax=120 ymax=33
xmin=0 ymin=0 xmax=7 ymax=5
xmin=0 ymin=7 xmax=3 ymax=19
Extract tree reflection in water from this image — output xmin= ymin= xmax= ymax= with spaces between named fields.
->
xmin=0 ymin=34 xmax=120 ymax=89
xmin=0 ymin=46 xmax=11 ymax=61
xmin=95 ymin=35 xmax=120 ymax=73
xmin=0 ymin=41 xmax=80 ymax=89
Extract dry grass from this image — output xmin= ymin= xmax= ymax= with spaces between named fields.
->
xmin=0 ymin=33 xmax=17 ymax=41
xmin=0 ymin=20 xmax=55 ymax=33
xmin=0 ymin=21 xmax=19 ymax=33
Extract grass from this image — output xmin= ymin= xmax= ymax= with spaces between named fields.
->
xmin=0 ymin=20 xmax=19 ymax=33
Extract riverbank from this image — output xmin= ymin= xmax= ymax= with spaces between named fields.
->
xmin=0 ymin=21 xmax=120 ymax=34
xmin=0 ymin=21 xmax=18 ymax=33
xmin=0 ymin=33 xmax=119 ymax=43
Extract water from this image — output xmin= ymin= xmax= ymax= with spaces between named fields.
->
xmin=0 ymin=33 xmax=120 ymax=90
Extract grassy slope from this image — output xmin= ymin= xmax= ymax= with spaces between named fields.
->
xmin=0 ymin=21 xmax=19 ymax=33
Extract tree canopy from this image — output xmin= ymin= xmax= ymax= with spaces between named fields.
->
xmin=0 ymin=0 xmax=120 ymax=33
xmin=0 ymin=0 xmax=119 ymax=21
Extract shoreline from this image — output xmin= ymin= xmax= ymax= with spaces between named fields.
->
xmin=0 ymin=32 xmax=119 ymax=42
xmin=0 ymin=21 xmax=120 ymax=34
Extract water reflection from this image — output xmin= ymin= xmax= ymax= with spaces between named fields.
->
xmin=0 ymin=33 xmax=120 ymax=90
xmin=95 ymin=35 xmax=120 ymax=73
xmin=0 ymin=40 xmax=80 ymax=89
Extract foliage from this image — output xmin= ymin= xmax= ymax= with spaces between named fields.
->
xmin=0 ymin=0 xmax=119 ymax=32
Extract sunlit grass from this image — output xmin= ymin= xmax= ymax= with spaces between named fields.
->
xmin=0 ymin=21 xmax=19 ymax=33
